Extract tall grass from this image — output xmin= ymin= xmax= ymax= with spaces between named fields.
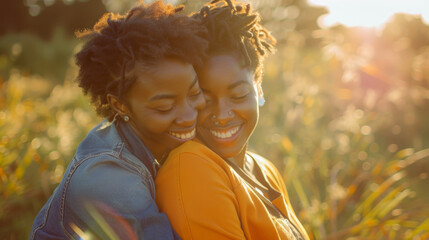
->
xmin=251 ymin=26 xmax=429 ymax=239
xmin=0 ymin=61 xmax=100 ymax=239
xmin=1 ymin=19 xmax=429 ymax=239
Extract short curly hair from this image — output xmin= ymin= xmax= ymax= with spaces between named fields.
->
xmin=193 ymin=0 xmax=276 ymax=83
xmin=75 ymin=1 xmax=208 ymax=120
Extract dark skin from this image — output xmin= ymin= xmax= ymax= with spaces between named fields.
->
xmin=196 ymin=54 xmax=263 ymax=168
xmin=108 ymin=58 xmax=205 ymax=161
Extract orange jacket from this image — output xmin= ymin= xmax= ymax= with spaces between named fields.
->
xmin=156 ymin=140 xmax=309 ymax=240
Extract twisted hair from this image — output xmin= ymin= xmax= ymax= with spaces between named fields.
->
xmin=193 ymin=0 xmax=276 ymax=83
xmin=75 ymin=1 xmax=208 ymax=120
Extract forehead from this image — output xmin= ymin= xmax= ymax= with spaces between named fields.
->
xmin=198 ymin=54 xmax=253 ymax=87
xmin=128 ymin=59 xmax=196 ymax=97
xmin=137 ymin=58 xmax=193 ymax=75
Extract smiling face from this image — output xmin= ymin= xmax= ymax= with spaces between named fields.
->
xmin=124 ymin=59 xmax=205 ymax=160
xmin=197 ymin=54 xmax=259 ymax=166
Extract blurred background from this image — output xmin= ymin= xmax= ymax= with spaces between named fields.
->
xmin=1 ymin=0 xmax=428 ymax=239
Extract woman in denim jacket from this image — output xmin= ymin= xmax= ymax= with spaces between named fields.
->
xmin=30 ymin=1 xmax=207 ymax=239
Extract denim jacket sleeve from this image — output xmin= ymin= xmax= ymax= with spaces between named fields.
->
xmin=63 ymin=154 xmax=179 ymax=240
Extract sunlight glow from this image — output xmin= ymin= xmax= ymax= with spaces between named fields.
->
xmin=308 ymin=0 xmax=429 ymax=28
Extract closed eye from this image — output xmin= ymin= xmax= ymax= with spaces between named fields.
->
xmin=231 ymin=89 xmax=251 ymax=100
xmin=190 ymin=89 xmax=202 ymax=97
xmin=154 ymin=105 xmax=174 ymax=113
xmin=232 ymin=93 xmax=249 ymax=100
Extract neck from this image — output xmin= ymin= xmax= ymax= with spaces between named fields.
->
xmin=228 ymin=145 xmax=248 ymax=168
xmin=140 ymin=140 xmax=170 ymax=164
xmin=153 ymin=150 xmax=169 ymax=164
xmin=128 ymin=121 xmax=168 ymax=163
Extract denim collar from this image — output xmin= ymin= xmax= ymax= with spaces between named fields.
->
xmin=116 ymin=120 xmax=161 ymax=180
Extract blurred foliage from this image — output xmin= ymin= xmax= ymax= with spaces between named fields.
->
xmin=0 ymin=30 xmax=78 ymax=83
xmin=251 ymin=13 xmax=429 ymax=240
xmin=0 ymin=46 xmax=100 ymax=239
xmin=1 ymin=0 xmax=429 ymax=239
xmin=1 ymin=0 xmax=106 ymax=39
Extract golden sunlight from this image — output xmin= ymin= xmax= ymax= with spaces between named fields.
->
xmin=308 ymin=0 xmax=429 ymax=28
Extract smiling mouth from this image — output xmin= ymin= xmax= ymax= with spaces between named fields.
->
xmin=210 ymin=126 xmax=241 ymax=139
xmin=168 ymin=128 xmax=196 ymax=140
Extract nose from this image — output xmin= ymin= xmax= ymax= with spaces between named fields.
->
xmin=212 ymin=99 xmax=233 ymax=125
xmin=176 ymin=99 xmax=201 ymax=127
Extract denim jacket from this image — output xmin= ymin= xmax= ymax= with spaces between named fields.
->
xmin=30 ymin=120 xmax=180 ymax=240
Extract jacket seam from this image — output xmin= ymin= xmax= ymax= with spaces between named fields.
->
xmin=59 ymin=150 xmax=122 ymax=237
xmin=117 ymin=141 xmax=153 ymax=177
xmin=30 ymin=192 xmax=55 ymax=240
xmin=119 ymin=151 xmax=155 ymax=197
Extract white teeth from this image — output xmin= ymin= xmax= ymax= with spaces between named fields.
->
xmin=210 ymin=126 xmax=240 ymax=139
xmin=169 ymin=128 xmax=195 ymax=140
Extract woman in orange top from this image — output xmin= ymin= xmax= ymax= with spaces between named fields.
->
xmin=156 ymin=0 xmax=310 ymax=239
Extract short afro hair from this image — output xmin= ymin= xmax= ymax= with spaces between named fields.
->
xmin=75 ymin=0 xmax=208 ymax=120
xmin=193 ymin=0 xmax=276 ymax=83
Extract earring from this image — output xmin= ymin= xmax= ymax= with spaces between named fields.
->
xmin=123 ymin=115 xmax=130 ymax=122
xmin=211 ymin=114 xmax=217 ymax=120
xmin=258 ymin=97 xmax=265 ymax=107
xmin=228 ymin=111 xmax=233 ymax=116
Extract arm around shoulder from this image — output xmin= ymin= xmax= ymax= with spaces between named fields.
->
xmin=64 ymin=156 xmax=178 ymax=240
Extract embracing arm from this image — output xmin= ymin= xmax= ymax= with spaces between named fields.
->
xmin=64 ymin=158 xmax=179 ymax=240
xmin=155 ymin=152 xmax=246 ymax=240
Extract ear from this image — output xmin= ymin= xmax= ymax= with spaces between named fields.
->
xmin=107 ymin=94 xmax=130 ymax=117
xmin=255 ymin=82 xmax=265 ymax=107
xmin=256 ymin=82 xmax=264 ymax=99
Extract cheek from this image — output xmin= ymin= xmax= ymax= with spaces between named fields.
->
xmin=240 ymin=99 xmax=259 ymax=125
xmin=197 ymin=108 xmax=211 ymax=125
xmin=245 ymin=108 xmax=258 ymax=124
xmin=135 ymin=112 xmax=175 ymax=134
xmin=241 ymin=96 xmax=258 ymax=112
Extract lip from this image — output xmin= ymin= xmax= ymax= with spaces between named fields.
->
xmin=168 ymin=127 xmax=196 ymax=141
xmin=208 ymin=124 xmax=242 ymax=142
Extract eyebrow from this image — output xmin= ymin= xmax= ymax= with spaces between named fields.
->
xmin=228 ymin=80 xmax=250 ymax=90
xmin=202 ymin=80 xmax=250 ymax=93
xmin=149 ymin=76 xmax=198 ymax=101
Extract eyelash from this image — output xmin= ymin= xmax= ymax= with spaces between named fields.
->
xmin=232 ymin=92 xmax=249 ymax=100
xmin=155 ymin=90 xmax=201 ymax=113
xmin=231 ymin=92 xmax=250 ymax=100
xmin=156 ymin=106 xmax=174 ymax=113
xmin=190 ymin=89 xmax=202 ymax=97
